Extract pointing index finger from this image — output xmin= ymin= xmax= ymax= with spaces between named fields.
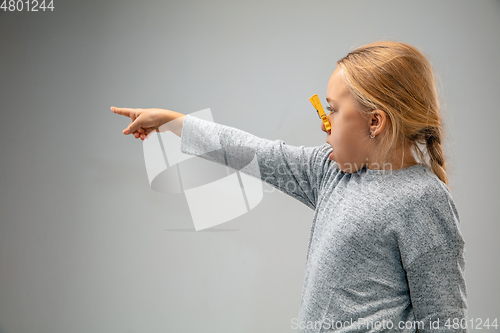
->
xmin=111 ymin=106 xmax=138 ymax=118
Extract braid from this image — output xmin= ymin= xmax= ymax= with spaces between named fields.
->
xmin=422 ymin=127 xmax=448 ymax=185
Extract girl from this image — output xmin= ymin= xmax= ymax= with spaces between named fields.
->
xmin=111 ymin=41 xmax=467 ymax=332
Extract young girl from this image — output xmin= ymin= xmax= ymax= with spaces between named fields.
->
xmin=111 ymin=41 xmax=467 ymax=332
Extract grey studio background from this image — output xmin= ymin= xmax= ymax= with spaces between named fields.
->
xmin=0 ymin=0 xmax=499 ymax=332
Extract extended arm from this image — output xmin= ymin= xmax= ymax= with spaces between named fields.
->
xmin=111 ymin=107 xmax=332 ymax=209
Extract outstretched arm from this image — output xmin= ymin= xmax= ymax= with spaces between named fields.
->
xmin=111 ymin=107 xmax=332 ymax=209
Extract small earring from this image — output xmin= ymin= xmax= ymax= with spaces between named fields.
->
xmin=369 ymin=131 xmax=375 ymax=139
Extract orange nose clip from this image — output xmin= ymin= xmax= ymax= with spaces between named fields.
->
xmin=309 ymin=94 xmax=331 ymax=131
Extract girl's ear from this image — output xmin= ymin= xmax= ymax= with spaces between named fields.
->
xmin=369 ymin=109 xmax=386 ymax=136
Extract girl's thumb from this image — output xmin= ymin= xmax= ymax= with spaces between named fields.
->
xmin=123 ymin=116 xmax=141 ymax=135
xmin=123 ymin=122 xmax=135 ymax=134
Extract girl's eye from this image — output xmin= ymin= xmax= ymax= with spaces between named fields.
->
xmin=326 ymin=106 xmax=335 ymax=114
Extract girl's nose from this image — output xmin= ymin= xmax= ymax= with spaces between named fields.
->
xmin=320 ymin=121 xmax=331 ymax=134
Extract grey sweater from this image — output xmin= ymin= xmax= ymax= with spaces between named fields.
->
xmin=180 ymin=115 xmax=468 ymax=332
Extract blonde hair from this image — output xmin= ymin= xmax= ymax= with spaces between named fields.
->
xmin=337 ymin=41 xmax=448 ymax=185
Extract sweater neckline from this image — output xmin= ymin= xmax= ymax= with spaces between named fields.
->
xmin=363 ymin=163 xmax=425 ymax=175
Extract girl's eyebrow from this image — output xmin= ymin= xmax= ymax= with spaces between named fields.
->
xmin=326 ymin=97 xmax=337 ymax=105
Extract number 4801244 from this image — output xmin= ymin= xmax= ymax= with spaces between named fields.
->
xmin=445 ymin=318 xmax=498 ymax=330
xmin=0 ymin=0 xmax=55 ymax=11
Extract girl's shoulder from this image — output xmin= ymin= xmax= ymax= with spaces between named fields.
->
xmin=369 ymin=164 xmax=453 ymax=204
xmin=398 ymin=164 xmax=454 ymax=209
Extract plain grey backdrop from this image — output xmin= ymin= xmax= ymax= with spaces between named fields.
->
xmin=1 ymin=0 xmax=499 ymax=332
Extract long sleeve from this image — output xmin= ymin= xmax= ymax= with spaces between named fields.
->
xmin=405 ymin=244 xmax=468 ymax=332
xmin=394 ymin=175 xmax=468 ymax=332
xmin=180 ymin=114 xmax=332 ymax=210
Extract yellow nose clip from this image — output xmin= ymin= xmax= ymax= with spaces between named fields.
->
xmin=309 ymin=94 xmax=331 ymax=131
